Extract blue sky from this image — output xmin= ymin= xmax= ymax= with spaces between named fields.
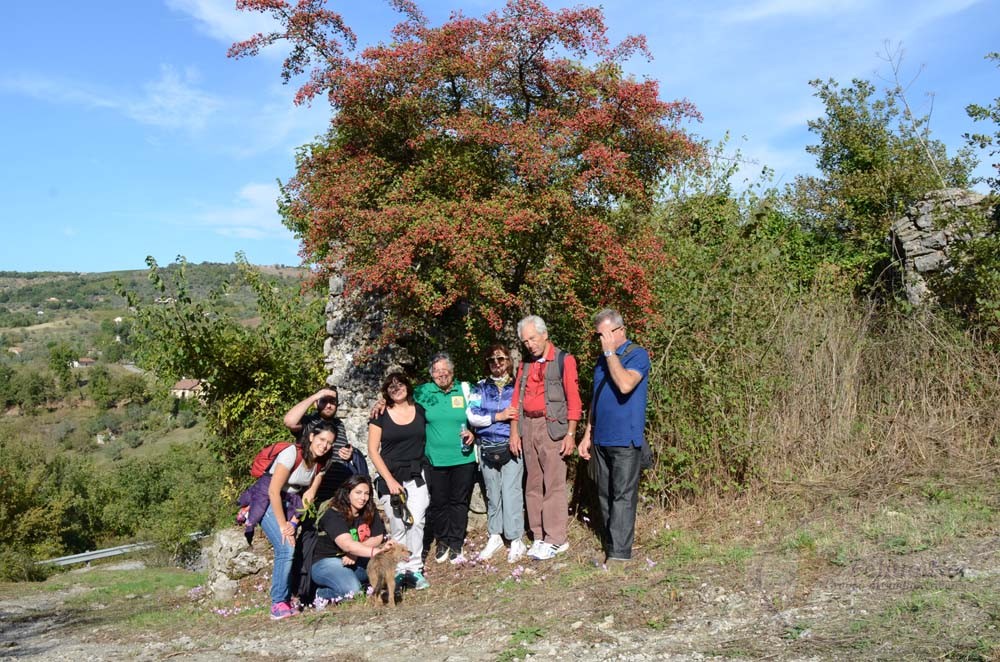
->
xmin=1 ymin=0 xmax=996 ymax=273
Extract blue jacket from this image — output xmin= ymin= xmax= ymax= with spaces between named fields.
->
xmin=466 ymin=377 xmax=515 ymax=448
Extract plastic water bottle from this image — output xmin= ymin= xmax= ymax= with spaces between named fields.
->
xmin=460 ymin=423 xmax=470 ymax=454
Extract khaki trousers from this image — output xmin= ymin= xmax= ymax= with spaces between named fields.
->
xmin=521 ymin=415 xmax=568 ymax=545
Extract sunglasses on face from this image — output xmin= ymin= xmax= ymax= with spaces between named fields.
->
xmin=593 ymin=326 xmax=624 ymax=339
xmin=487 ymin=356 xmax=509 ymax=365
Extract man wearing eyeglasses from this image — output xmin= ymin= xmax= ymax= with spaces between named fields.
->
xmin=578 ymin=308 xmax=650 ymax=563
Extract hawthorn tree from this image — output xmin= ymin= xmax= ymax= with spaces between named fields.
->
xmin=231 ymin=0 xmax=700 ymax=361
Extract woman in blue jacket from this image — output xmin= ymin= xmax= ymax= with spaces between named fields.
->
xmin=466 ymin=343 xmax=527 ymax=563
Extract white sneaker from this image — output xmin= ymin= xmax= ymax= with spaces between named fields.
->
xmin=507 ymin=539 xmax=527 ymax=563
xmin=529 ymin=541 xmax=569 ymax=561
xmin=529 ymin=542 xmax=556 ymax=560
xmin=449 ymin=550 xmax=468 ymax=565
xmin=526 ymin=539 xmax=543 ymax=557
xmin=479 ymin=534 xmax=505 ymax=561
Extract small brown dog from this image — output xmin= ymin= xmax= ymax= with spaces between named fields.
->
xmin=367 ymin=540 xmax=410 ymax=607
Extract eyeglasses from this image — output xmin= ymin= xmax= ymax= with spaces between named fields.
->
xmin=593 ymin=326 xmax=624 ymax=338
xmin=487 ymin=356 xmax=509 ymax=365
xmin=318 ymin=398 xmax=338 ymax=407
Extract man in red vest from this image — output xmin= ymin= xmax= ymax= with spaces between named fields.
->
xmin=510 ymin=315 xmax=582 ymax=561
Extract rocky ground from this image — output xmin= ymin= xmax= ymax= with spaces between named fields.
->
xmin=3 ymin=501 xmax=998 ymax=661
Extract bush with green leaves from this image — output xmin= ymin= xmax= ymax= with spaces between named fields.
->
xmin=786 ymin=77 xmax=975 ymax=291
xmin=0 ymin=434 xmax=227 ymax=579
xmin=643 ymin=145 xmax=798 ymax=499
xmin=10 ymin=369 xmax=56 ymax=414
xmin=100 ymin=444 xmax=226 ymax=556
xmin=928 ymin=201 xmax=1000 ymax=343
xmin=0 ymin=436 xmax=105 ymax=573
xmin=966 ymin=52 xmax=1000 ymax=192
xmin=120 ymin=255 xmax=326 ymax=482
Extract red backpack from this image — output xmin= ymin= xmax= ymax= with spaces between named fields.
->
xmin=250 ymin=442 xmax=302 ymax=479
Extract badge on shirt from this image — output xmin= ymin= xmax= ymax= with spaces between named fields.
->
xmin=452 ymin=396 xmax=465 ymax=408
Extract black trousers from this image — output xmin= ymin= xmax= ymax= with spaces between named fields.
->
xmin=423 ymin=461 xmax=477 ymax=554
xmin=593 ymin=444 xmax=642 ymax=559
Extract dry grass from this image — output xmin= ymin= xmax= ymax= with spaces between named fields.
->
xmin=759 ymin=299 xmax=1000 ymax=493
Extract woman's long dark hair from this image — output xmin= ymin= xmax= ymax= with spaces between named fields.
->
xmin=301 ymin=419 xmax=337 ymax=469
xmin=329 ymin=474 xmax=378 ymax=526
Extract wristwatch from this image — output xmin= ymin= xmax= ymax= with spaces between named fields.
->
xmin=603 ymin=350 xmax=613 ymax=357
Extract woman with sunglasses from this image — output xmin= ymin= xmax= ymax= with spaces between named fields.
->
xmin=466 ymin=343 xmax=527 ymax=563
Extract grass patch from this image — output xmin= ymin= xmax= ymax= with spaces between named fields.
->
xmin=497 ymin=626 xmax=545 ymax=661
xmin=783 ymin=621 xmax=812 ymax=640
xmin=40 ymin=567 xmax=205 ymax=628
xmin=822 ymin=588 xmax=1000 ymax=660
xmin=860 ymin=487 xmax=998 ymax=556
xmin=650 ymin=529 xmax=754 ymax=570
xmin=554 ymin=563 xmax=600 ymax=588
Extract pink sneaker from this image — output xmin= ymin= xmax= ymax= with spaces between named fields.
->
xmin=270 ymin=601 xmax=296 ymax=620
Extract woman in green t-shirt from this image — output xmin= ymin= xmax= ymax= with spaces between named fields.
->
xmin=414 ymin=352 xmax=477 ymax=564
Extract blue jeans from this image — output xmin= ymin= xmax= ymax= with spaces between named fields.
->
xmin=480 ymin=454 xmax=524 ymax=541
xmin=311 ymin=556 xmax=368 ymax=601
xmin=260 ymin=504 xmax=296 ymax=606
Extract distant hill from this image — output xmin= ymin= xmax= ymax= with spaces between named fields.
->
xmin=0 ymin=262 xmax=307 ymax=314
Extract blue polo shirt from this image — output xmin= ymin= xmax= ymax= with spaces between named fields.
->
xmin=591 ymin=341 xmax=650 ymax=447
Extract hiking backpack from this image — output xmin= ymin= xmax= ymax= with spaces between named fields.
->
xmin=250 ymin=442 xmax=302 ymax=479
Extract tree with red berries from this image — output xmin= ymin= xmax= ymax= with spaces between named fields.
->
xmin=231 ymin=0 xmax=700 ymax=360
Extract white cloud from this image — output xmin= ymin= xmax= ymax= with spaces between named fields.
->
xmin=0 ymin=66 xmax=221 ymax=133
xmin=195 ymin=182 xmax=290 ymax=239
xmin=165 ymin=0 xmax=280 ymax=46
xmin=0 ymin=74 xmax=116 ymax=110
xmin=125 ymin=65 xmax=221 ymax=130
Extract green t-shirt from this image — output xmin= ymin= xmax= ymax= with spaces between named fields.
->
xmin=414 ymin=381 xmax=475 ymax=467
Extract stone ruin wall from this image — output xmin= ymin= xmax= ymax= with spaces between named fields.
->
xmin=889 ymin=188 xmax=995 ymax=305
xmin=319 ymin=272 xmax=404 ymax=454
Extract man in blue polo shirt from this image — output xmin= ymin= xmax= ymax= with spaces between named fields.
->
xmin=578 ymin=308 xmax=650 ymax=563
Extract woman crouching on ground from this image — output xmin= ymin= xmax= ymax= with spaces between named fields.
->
xmin=310 ymin=474 xmax=390 ymax=607
xmin=262 ymin=420 xmax=334 ymax=620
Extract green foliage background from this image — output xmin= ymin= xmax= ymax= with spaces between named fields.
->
xmin=4 ymin=25 xmax=1000 ymax=579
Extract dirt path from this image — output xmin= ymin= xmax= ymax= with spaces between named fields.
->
xmin=2 ymin=536 xmax=997 ymax=661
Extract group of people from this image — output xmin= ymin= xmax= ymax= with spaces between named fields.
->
xmin=246 ymin=308 xmax=651 ymax=620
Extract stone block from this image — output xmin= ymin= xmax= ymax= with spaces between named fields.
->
xmin=901 ymin=240 xmax=932 ymax=257
xmin=920 ymin=231 xmax=948 ymax=250
xmin=914 ymin=213 xmax=934 ymax=230
xmin=914 ymin=252 xmax=947 ymax=272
